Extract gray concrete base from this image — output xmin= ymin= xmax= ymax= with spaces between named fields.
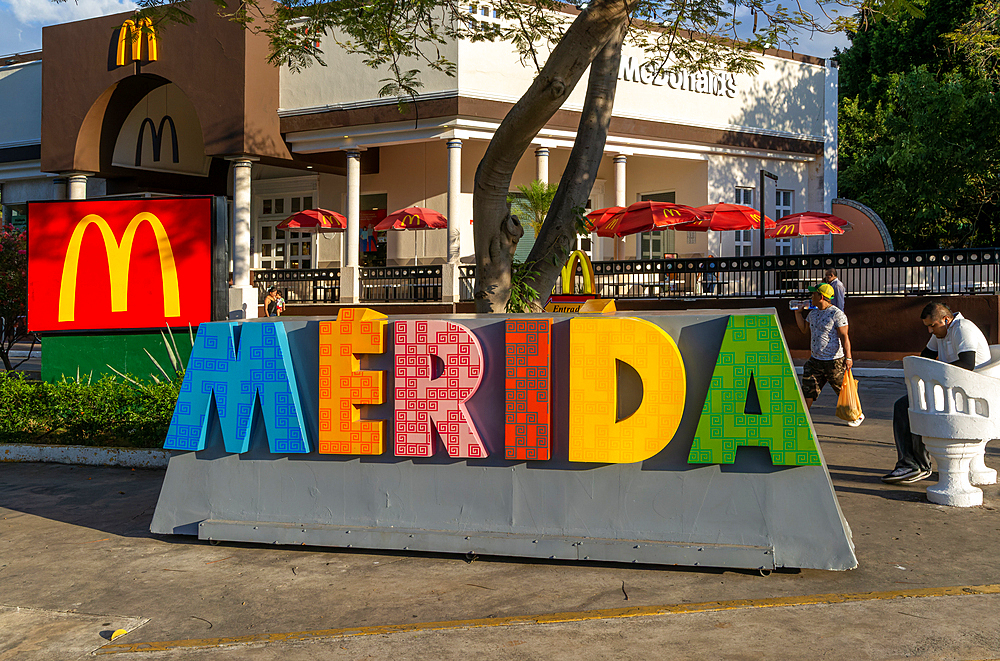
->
xmin=0 ymin=444 xmax=170 ymax=468
xmin=198 ymin=519 xmax=775 ymax=568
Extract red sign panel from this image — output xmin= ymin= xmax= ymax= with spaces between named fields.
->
xmin=28 ymin=198 xmax=212 ymax=332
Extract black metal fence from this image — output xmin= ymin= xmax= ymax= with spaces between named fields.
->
xmin=360 ymin=265 xmax=442 ymax=302
xmin=253 ymin=268 xmax=341 ymax=304
xmin=251 ymin=249 xmax=1000 ymax=305
xmin=556 ymin=249 xmax=1000 ymax=300
xmin=460 ymin=265 xmax=476 ymax=301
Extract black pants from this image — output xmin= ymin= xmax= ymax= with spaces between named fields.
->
xmin=893 ymin=395 xmax=932 ymax=471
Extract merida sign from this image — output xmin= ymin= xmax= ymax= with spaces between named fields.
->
xmin=151 ymin=309 xmax=857 ymax=571
xmin=619 ymin=56 xmax=738 ymax=98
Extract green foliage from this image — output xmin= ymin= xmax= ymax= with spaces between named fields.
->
xmin=506 ymin=259 xmax=541 ymax=313
xmin=945 ymin=0 xmax=1000 ymax=77
xmin=838 ymin=0 xmax=1000 ymax=248
xmin=0 ymin=371 xmax=179 ymax=448
xmin=509 ymin=180 xmax=559 ymax=237
xmin=0 ymin=223 xmax=28 ymax=370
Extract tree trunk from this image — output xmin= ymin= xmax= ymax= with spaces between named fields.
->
xmin=522 ymin=20 xmax=628 ymax=307
xmin=472 ymin=0 xmax=632 ymax=312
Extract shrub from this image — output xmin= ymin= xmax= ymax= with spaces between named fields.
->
xmin=0 ymin=372 xmax=179 ymax=448
xmin=0 ymin=224 xmax=28 ymax=371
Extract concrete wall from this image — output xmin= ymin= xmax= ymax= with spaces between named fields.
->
xmin=0 ymin=60 xmax=41 ymax=148
xmin=280 ymin=19 xmax=827 ymax=144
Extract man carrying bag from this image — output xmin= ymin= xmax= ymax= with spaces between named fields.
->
xmin=793 ymin=282 xmax=864 ymax=427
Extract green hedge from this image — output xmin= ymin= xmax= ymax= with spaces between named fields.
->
xmin=0 ymin=372 xmax=179 ymax=448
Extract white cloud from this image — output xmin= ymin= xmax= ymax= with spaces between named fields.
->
xmin=6 ymin=0 xmax=134 ymax=26
xmin=0 ymin=0 xmax=135 ymax=54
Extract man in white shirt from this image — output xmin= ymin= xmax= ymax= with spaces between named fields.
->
xmin=882 ymin=302 xmax=991 ymax=484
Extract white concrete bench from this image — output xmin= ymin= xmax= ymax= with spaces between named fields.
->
xmin=903 ymin=347 xmax=1000 ymax=507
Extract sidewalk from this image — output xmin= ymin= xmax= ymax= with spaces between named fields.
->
xmin=1 ymin=376 xmax=999 ymax=660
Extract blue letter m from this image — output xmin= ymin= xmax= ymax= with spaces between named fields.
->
xmin=164 ymin=322 xmax=310 ymax=453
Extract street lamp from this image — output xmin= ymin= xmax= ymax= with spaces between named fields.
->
xmin=759 ymin=169 xmax=778 ymax=298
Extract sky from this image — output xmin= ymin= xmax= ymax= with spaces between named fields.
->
xmin=0 ymin=0 xmax=851 ymax=59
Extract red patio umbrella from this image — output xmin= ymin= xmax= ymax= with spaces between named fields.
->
xmin=765 ymin=212 xmax=851 ymax=238
xmin=596 ymin=201 xmax=707 ymax=237
xmin=374 ymin=207 xmax=448 ymax=231
xmin=375 ymin=207 xmax=449 ymax=265
xmin=584 ymin=206 xmax=625 ymax=232
xmin=275 ymin=208 xmax=346 ymax=231
xmin=673 ymin=203 xmax=775 ymax=231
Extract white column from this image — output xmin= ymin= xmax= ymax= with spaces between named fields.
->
xmin=535 ymin=147 xmax=550 ymax=185
xmin=53 ymin=177 xmax=68 ymax=201
xmin=227 ymin=156 xmax=258 ymax=319
xmin=340 ymin=149 xmax=363 ymax=304
xmin=67 ymin=173 xmax=89 ymax=200
xmin=613 ymin=155 xmax=627 ymax=260
xmin=824 ymin=63 xmax=839 ymax=213
xmin=443 ymin=139 xmax=463 ymax=303
xmin=447 ymin=139 xmax=462 ymax=264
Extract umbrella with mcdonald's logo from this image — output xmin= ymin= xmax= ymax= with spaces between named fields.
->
xmin=764 ymin=211 xmax=851 ymax=238
xmin=275 ymin=208 xmax=347 ymax=232
xmin=672 ymin=203 xmax=775 ymax=232
xmin=375 ymin=207 xmax=449 ymax=265
xmin=375 ymin=207 xmax=448 ymax=231
xmin=595 ymin=201 xmax=706 ymax=237
xmin=584 ymin=206 xmax=625 ymax=232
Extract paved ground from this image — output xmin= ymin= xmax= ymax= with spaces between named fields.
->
xmin=2 ymin=377 xmax=1000 ymax=660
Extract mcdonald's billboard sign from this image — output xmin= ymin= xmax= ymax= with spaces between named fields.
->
xmin=27 ymin=198 xmax=213 ymax=332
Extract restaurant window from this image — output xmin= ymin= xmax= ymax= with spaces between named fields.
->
xmin=734 ymin=187 xmax=754 ymax=257
xmin=774 ymin=189 xmax=794 ymax=255
xmin=256 ymin=194 xmax=316 ymax=270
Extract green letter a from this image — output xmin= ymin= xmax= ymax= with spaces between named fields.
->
xmin=688 ymin=314 xmax=819 ymax=466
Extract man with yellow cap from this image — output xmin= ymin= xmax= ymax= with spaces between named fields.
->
xmin=793 ymin=282 xmax=862 ymax=426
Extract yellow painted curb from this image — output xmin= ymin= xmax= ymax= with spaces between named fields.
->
xmin=95 ymin=583 xmax=1000 ymax=654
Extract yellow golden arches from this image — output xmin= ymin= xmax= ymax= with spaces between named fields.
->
xmin=560 ymin=250 xmax=596 ymax=295
xmin=116 ymin=18 xmax=158 ymax=67
xmin=58 ymin=213 xmax=180 ymax=322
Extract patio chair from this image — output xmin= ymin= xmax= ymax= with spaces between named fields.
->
xmin=903 ymin=350 xmax=1000 ymax=507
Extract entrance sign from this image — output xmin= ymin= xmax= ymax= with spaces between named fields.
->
xmin=544 ymin=250 xmax=615 ymax=313
xmin=153 ymin=309 xmax=856 ymax=570
xmin=27 ymin=199 xmax=212 ymax=332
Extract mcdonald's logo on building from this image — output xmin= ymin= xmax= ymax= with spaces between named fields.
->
xmin=27 ymin=199 xmax=213 ymax=332
xmin=136 ymin=116 xmax=179 ymax=166
xmin=116 ymin=18 xmax=159 ymax=66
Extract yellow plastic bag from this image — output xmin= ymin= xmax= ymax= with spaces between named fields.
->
xmin=836 ymin=368 xmax=863 ymax=422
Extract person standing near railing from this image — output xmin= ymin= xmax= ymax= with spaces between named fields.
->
xmin=793 ymin=282 xmax=862 ymax=426
xmin=824 ymin=269 xmax=846 ymax=311
xmin=264 ymin=286 xmax=283 ymax=317
xmin=702 ymin=254 xmax=718 ymax=294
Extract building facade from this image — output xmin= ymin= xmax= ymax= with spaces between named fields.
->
xmin=0 ymin=1 xmax=842 ymax=311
